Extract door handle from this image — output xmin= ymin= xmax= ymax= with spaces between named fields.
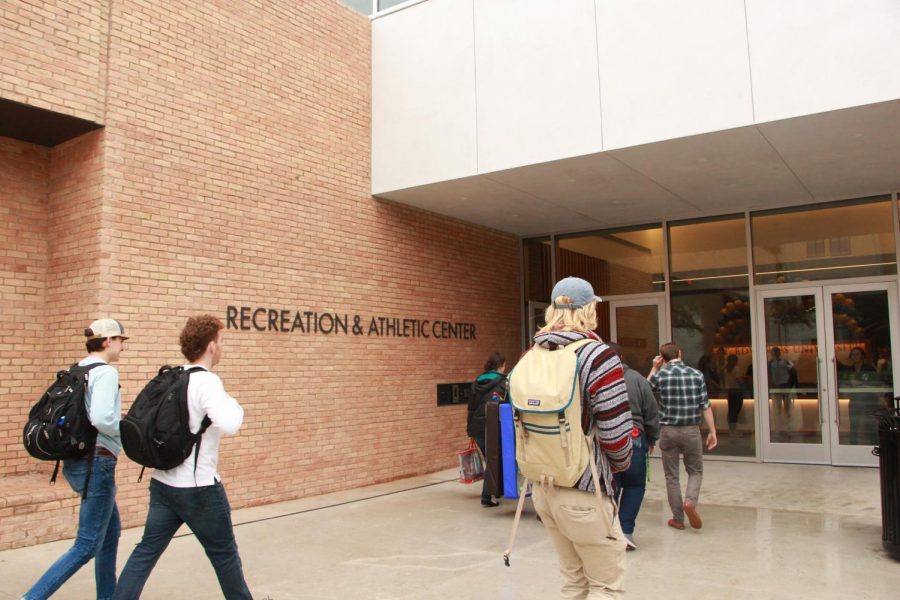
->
xmin=816 ymin=356 xmax=825 ymax=425
xmin=831 ymin=357 xmax=839 ymax=425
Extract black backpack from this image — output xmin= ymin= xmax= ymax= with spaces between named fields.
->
xmin=120 ymin=365 xmax=211 ymax=481
xmin=23 ymin=362 xmax=105 ymax=498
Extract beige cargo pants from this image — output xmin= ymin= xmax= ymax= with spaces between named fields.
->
xmin=533 ymin=484 xmax=626 ymax=599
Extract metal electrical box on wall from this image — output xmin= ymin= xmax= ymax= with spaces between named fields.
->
xmin=436 ymin=382 xmax=472 ymax=407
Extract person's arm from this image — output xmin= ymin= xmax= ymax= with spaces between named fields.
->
xmin=638 ymin=378 xmax=660 ymax=450
xmin=701 ymin=406 xmax=717 ymax=450
xmin=587 ymin=347 xmax=632 ymax=472
xmin=698 ymin=376 xmax=717 ymax=450
xmin=199 ymin=373 xmax=244 ymax=435
xmin=87 ymin=366 xmax=121 ymax=439
xmin=646 ymin=355 xmax=664 ymax=383
xmin=466 ymin=382 xmax=480 ymax=427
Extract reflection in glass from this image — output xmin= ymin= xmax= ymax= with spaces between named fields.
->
xmin=613 ymin=305 xmax=659 ymax=375
xmin=752 ymin=196 xmax=896 ymax=284
xmin=832 ymin=290 xmax=894 ymax=446
xmin=763 ymin=296 xmax=822 ymax=444
xmin=669 ymin=216 xmax=753 ymax=456
xmin=557 ymin=226 xmax=664 ymax=296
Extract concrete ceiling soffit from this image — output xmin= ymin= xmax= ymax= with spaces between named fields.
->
xmin=608 ymin=125 xmax=816 ymax=216
xmin=375 ymin=175 xmax=602 ymax=236
xmin=756 ymin=99 xmax=900 ymax=201
xmin=481 ymin=153 xmax=696 ymax=226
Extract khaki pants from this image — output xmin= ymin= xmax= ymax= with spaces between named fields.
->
xmin=659 ymin=425 xmax=704 ymax=522
xmin=532 ymin=484 xmax=626 ymax=600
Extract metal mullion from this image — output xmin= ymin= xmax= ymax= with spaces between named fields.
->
xmin=661 ymin=218 xmax=672 ymax=343
xmin=519 ymin=236 xmax=527 ymax=353
xmin=893 ymin=191 xmax=899 ymax=282
xmin=550 ymin=233 xmax=557 ymax=293
xmin=745 ymin=210 xmax=762 ymax=462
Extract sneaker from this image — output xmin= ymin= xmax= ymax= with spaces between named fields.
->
xmin=684 ymin=501 xmax=703 ymax=529
xmin=667 ymin=518 xmax=685 ymax=530
xmin=481 ymin=499 xmax=499 ymax=508
xmin=624 ymin=533 xmax=636 ymax=551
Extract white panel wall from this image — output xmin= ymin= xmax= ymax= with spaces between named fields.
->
xmin=747 ymin=0 xmax=900 ymax=123
xmin=473 ymin=0 xmax=603 ymax=173
xmin=371 ymin=0 xmax=900 ymax=193
xmin=595 ymin=0 xmax=753 ymax=150
xmin=371 ymin=0 xmax=477 ymax=193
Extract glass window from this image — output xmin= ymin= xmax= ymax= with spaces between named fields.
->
xmin=669 ymin=215 xmax=747 ymax=291
xmin=377 ymin=0 xmax=408 ymax=11
xmin=557 ymin=225 xmax=664 ymax=296
xmin=752 ymin=196 xmax=896 ymax=284
xmin=341 ymin=0 xmax=373 ymax=14
xmin=669 ymin=215 xmax=754 ymax=457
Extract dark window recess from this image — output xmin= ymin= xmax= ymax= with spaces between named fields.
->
xmin=0 ymin=97 xmax=102 ymax=147
xmin=436 ymin=383 xmax=472 ymax=407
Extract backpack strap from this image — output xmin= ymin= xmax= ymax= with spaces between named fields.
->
xmin=503 ymin=477 xmax=530 ymax=567
xmin=586 ymin=435 xmax=619 ymax=540
xmin=69 ymin=361 xmax=106 ymax=502
xmin=183 ymin=366 xmax=212 ymax=486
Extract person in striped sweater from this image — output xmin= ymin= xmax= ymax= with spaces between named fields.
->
xmin=530 ymin=277 xmax=633 ymax=600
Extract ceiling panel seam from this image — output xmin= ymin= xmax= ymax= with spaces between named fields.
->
xmin=602 ymin=152 xmax=700 ymax=212
xmin=753 ymin=124 xmax=817 ymax=202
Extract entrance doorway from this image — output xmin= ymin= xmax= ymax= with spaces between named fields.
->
xmin=755 ymin=282 xmax=899 ymax=466
xmin=608 ymin=295 xmax=668 ymax=376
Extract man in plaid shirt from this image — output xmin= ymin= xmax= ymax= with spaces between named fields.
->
xmin=647 ymin=342 xmax=718 ymax=531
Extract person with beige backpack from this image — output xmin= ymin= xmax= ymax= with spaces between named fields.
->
xmin=503 ymin=277 xmax=633 ymax=600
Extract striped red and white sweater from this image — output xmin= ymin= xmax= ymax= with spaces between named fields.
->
xmin=531 ymin=329 xmax=633 ymax=495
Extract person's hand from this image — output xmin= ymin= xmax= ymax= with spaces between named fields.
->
xmin=648 ymin=445 xmax=655 ymax=456
xmin=706 ymin=431 xmax=718 ymax=451
xmin=651 ymin=355 xmax=664 ymax=370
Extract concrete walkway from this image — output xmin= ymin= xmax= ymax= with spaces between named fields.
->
xmin=0 ymin=459 xmax=896 ymax=599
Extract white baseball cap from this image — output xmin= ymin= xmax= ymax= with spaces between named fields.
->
xmin=84 ymin=318 xmax=129 ymax=340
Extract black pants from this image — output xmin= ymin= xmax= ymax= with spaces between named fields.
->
xmin=727 ymin=389 xmax=744 ymax=426
xmin=473 ymin=435 xmax=490 ymax=502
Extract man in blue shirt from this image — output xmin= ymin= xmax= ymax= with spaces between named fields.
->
xmin=647 ymin=342 xmax=717 ymax=531
xmin=23 ymin=319 xmax=128 ymax=600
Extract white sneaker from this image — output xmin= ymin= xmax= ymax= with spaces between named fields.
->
xmin=624 ymin=533 xmax=636 ymax=551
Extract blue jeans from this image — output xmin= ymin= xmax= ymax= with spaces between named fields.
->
xmin=614 ymin=432 xmax=648 ymax=535
xmin=24 ymin=455 xmax=121 ymax=600
xmin=114 ymin=479 xmax=251 ymax=600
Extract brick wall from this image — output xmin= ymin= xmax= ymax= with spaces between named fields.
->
xmin=0 ymin=129 xmax=106 ymax=481
xmin=0 ymin=0 xmax=522 ymax=541
xmin=0 ymin=138 xmax=49 ymax=476
xmin=0 ymin=0 xmax=109 ymax=123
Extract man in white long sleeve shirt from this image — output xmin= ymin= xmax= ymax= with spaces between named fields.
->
xmin=23 ymin=318 xmax=128 ymax=600
xmin=114 ymin=315 xmax=252 ymax=600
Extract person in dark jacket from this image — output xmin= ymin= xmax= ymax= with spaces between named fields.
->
xmin=467 ymin=352 xmax=507 ymax=507
xmin=609 ymin=343 xmax=659 ymax=551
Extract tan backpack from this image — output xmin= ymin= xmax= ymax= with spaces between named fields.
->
xmin=507 ymin=338 xmax=593 ymax=487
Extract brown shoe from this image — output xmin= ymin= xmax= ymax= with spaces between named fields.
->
xmin=684 ymin=501 xmax=703 ymax=529
xmin=667 ymin=518 xmax=685 ymax=530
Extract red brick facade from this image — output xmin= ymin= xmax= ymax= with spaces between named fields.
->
xmin=0 ymin=0 xmax=521 ymax=549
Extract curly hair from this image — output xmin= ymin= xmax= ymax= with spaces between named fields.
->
xmin=180 ymin=315 xmax=223 ymax=361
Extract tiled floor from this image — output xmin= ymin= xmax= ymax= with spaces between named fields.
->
xmin=1 ymin=459 xmax=897 ymax=599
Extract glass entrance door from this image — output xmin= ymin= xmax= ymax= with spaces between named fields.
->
xmin=608 ymin=296 xmax=668 ymax=376
xmin=825 ymin=284 xmax=898 ymax=465
xmin=757 ymin=283 xmax=899 ymax=465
